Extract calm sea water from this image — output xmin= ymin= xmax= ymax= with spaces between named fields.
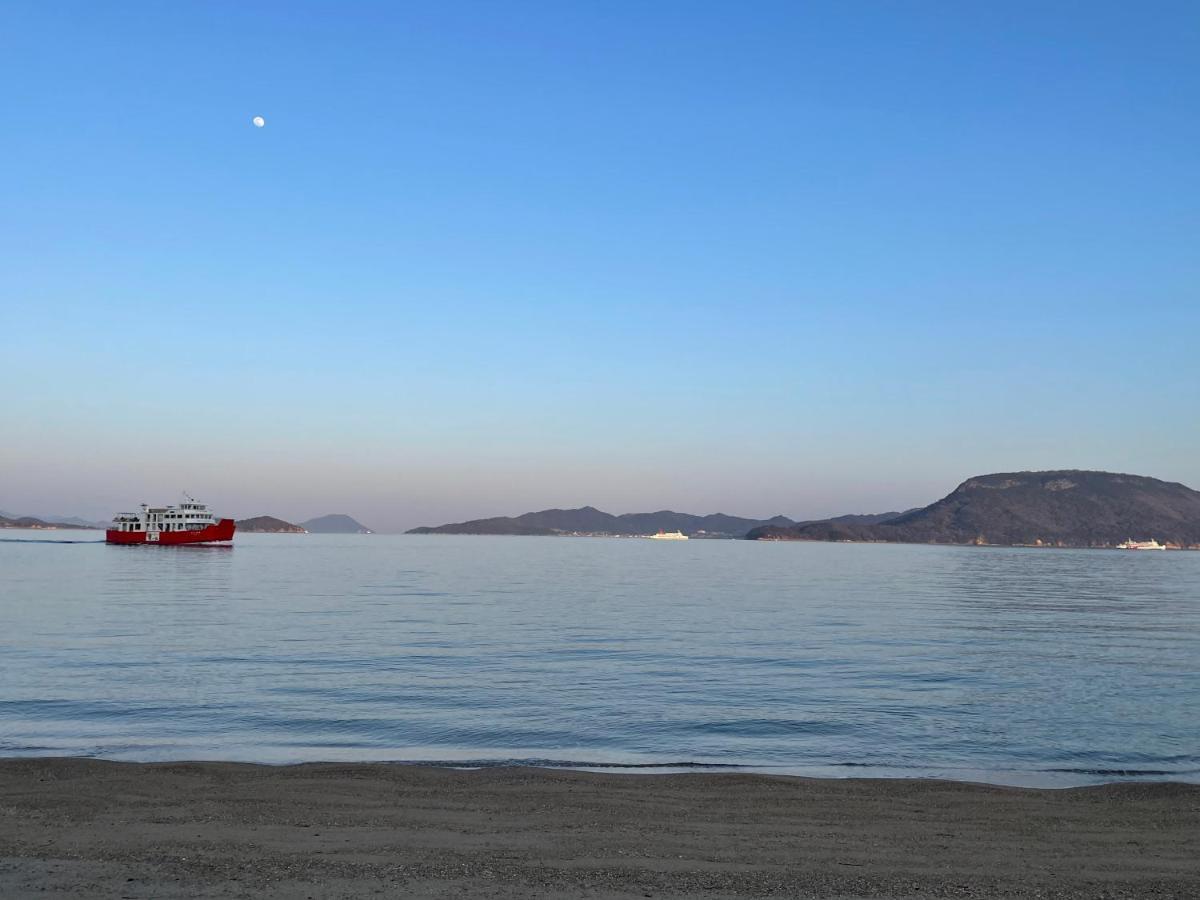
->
xmin=2 ymin=531 xmax=1198 ymax=786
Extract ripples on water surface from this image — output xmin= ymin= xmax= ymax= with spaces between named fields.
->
xmin=2 ymin=532 xmax=1198 ymax=786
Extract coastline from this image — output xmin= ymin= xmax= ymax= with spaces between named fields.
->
xmin=2 ymin=759 xmax=1197 ymax=898
xmin=5 ymin=526 xmax=1198 ymax=548
xmin=405 ymin=531 xmax=1200 ymax=549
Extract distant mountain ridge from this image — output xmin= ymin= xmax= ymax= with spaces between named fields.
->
xmin=0 ymin=514 xmax=91 ymax=530
xmin=746 ymin=471 xmax=1200 ymax=548
xmin=407 ymin=507 xmax=911 ymax=538
xmin=409 ymin=506 xmax=789 ymax=537
xmin=301 ymin=514 xmax=373 ymax=534
xmin=3 ymin=507 xmax=373 ymax=534
xmin=237 ymin=516 xmax=307 ymax=533
xmin=1 ymin=509 xmax=103 ymax=529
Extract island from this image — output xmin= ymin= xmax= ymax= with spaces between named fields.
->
xmin=746 ymin=470 xmax=1200 ymax=549
xmin=408 ymin=507 xmax=795 ymax=538
xmin=300 ymin=514 xmax=373 ymax=534
xmin=0 ymin=515 xmax=92 ymax=530
xmin=407 ymin=470 xmax=1200 ymax=548
xmin=407 ymin=507 xmax=911 ymax=539
xmin=235 ymin=516 xmax=307 ymax=533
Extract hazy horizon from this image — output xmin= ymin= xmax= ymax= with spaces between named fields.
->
xmin=5 ymin=462 xmax=1200 ymax=534
xmin=4 ymin=2 xmax=1197 ymax=534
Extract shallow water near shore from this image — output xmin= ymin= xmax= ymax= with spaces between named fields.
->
xmin=2 ymin=531 xmax=1198 ymax=786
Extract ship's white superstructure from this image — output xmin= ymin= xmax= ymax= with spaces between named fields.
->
xmin=1116 ymin=539 xmax=1166 ymax=550
xmin=110 ymin=499 xmax=219 ymax=534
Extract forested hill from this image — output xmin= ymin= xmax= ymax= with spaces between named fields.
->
xmin=301 ymin=514 xmax=373 ymax=534
xmin=236 ymin=516 xmax=307 ymax=533
xmin=407 ymin=506 xmax=796 ymax=537
xmin=746 ymin=471 xmax=1200 ymax=548
xmin=407 ymin=506 xmax=911 ymax=538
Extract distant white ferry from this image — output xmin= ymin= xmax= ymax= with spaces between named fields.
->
xmin=647 ymin=530 xmax=688 ymax=541
xmin=1116 ymin=539 xmax=1166 ymax=550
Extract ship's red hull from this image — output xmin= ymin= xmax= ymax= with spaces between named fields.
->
xmin=106 ymin=519 xmax=236 ymax=545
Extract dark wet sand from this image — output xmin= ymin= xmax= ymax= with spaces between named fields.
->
xmin=1 ymin=759 xmax=1197 ymax=898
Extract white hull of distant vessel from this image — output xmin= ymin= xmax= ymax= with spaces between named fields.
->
xmin=1116 ymin=539 xmax=1166 ymax=550
xmin=647 ymin=530 xmax=688 ymax=540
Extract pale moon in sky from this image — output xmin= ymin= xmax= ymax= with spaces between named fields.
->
xmin=252 ymin=116 xmax=265 ymax=128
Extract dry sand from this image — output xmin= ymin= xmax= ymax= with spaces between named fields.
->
xmin=1 ymin=758 xmax=1197 ymax=898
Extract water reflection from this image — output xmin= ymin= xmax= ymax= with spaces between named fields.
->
xmin=1 ymin=532 xmax=1197 ymax=785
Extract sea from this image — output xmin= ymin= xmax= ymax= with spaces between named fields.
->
xmin=2 ymin=531 xmax=1198 ymax=787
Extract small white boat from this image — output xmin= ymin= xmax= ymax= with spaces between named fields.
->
xmin=647 ymin=530 xmax=688 ymax=540
xmin=1116 ymin=539 xmax=1166 ymax=550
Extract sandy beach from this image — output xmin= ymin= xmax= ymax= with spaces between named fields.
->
xmin=0 ymin=759 xmax=1196 ymax=898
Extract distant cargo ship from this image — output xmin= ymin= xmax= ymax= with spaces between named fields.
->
xmin=647 ymin=530 xmax=688 ymax=541
xmin=106 ymin=497 xmax=235 ymax=545
xmin=1116 ymin=539 xmax=1166 ymax=550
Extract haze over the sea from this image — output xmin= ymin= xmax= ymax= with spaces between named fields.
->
xmin=3 ymin=1 xmax=1197 ymax=532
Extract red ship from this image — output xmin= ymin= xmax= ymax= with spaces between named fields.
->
xmin=106 ymin=496 xmax=235 ymax=545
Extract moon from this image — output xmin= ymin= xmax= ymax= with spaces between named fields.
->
xmin=252 ymin=116 xmax=265 ymax=128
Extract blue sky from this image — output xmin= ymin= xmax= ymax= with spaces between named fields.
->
xmin=2 ymin=1 xmax=1197 ymax=531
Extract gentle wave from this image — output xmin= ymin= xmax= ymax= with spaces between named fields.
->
xmin=0 ymin=537 xmax=104 ymax=544
xmin=2 ymin=533 xmax=1199 ymax=787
